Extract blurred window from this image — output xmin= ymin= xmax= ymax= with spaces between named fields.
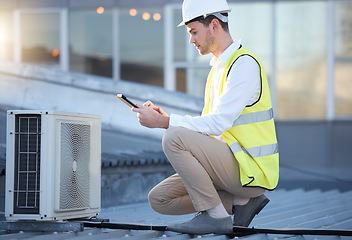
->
xmin=0 ymin=12 xmax=13 ymax=61
xmin=228 ymin=2 xmax=273 ymax=80
xmin=335 ymin=1 xmax=352 ymax=117
xmin=21 ymin=13 xmax=60 ymax=67
xmin=120 ymin=7 xmax=164 ymax=87
xmin=173 ymin=8 xmax=186 ymax=62
xmin=276 ymin=1 xmax=327 ymax=120
xmin=69 ymin=9 xmax=113 ymax=78
xmin=172 ymin=8 xmax=209 ymax=97
xmin=184 ymin=68 xmax=208 ymax=98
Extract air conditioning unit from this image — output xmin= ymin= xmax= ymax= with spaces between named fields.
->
xmin=5 ymin=110 xmax=101 ymax=221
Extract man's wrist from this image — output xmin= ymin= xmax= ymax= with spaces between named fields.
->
xmin=159 ymin=115 xmax=170 ymax=129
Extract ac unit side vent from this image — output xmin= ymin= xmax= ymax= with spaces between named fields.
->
xmin=13 ymin=114 xmax=41 ymax=214
xmin=60 ymin=123 xmax=90 ymax=211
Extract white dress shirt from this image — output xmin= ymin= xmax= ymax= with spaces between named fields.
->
xmin=169 ymin=40 xmax=260 ymax=141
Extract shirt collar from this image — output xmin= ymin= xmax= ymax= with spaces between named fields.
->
xmin=210 ymin=40 xmax=241 ymax=67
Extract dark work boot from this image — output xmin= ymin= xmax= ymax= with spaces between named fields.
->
xmin=232 ymin=195 xmax=270 ymax=227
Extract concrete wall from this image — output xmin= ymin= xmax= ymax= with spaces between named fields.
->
xmin=276 ymin=120 xmax=352 ymax=170
xmin=0 ymin=61 xmax=203 ymax=140
xmin=101 ymin=165 xmax=175 ymax=207
xmin=275 ymin=120 xmax=352 ymax=191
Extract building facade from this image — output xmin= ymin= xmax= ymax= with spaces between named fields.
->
xmin=0 ymin=0 xmax=351 ymax=120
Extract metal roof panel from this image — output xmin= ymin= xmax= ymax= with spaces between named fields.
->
xmin=1 ymin=189 xmax=352 ymax=239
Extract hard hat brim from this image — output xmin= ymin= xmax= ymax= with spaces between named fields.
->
xmin=177 ymin=9 xmax=231 ymax=27
xmin=177 ymin=21 xmax=186 ymax=27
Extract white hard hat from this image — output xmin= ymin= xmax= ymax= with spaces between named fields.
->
xmin=178 ymin=0 xmax=232 ymax=27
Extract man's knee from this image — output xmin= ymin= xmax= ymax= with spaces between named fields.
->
xmin=162 ymin=127 xmax=189 ymax=151
xmin=148 ymin=185 xmax=167 ymax=214
xmin=148 ymin=187 xmax=158 ymax=211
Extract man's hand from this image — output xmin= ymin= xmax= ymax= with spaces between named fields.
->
xmin=143 ymin=100 xmax=168 ymax=116
xmin=132 ymin=101 xmax=169 ymax=129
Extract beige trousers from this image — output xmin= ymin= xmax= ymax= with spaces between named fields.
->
xmin=148 ymin=127 xmax=265 ymax=215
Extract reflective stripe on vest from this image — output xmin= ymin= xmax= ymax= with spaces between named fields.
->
xmin=231 ymin=108 xmax=277 ymax=158
xmin=233 ymin=108 xmax=274 ymax=127
xmin=230 ymin=142 xmax=279 ymax=158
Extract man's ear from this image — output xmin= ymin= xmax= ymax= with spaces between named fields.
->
xmin=209 ymin=18 xmax=220 ymax=32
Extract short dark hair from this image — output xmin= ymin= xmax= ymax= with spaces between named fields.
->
xmin=186 ymin=13 xmax=229 ymax=32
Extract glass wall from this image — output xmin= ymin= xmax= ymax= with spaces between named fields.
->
xmin=174 ymin=8 xmax=187 ymax=93
xmin=0 ymin=12 xmax=13 ymax=61
xmin=69 ymin=9 xmax=113 ymax=77
xmin=20 ymin=12 xmax=60 ymax=67
xmin=335 ymin=1 xmax=352 ymax=117
xmin=173 ymin=9 xmax=187 ymax=62
xmin=0 ymin=0 xmax=351 ymax=120
xmin=228 ymin=2 xmax=274 ymax=102
xmin=171 ymin=8 xmax=210 ymax=96
xmin=120 ymin=7 xmax=164 ymax=87
xmin=276 ymin=1 xmax=327 ymax=120
xmin=228 ymin=2 xmax=273 ymax=76
xmin=185 ymin=68 xmax=209 ymax=97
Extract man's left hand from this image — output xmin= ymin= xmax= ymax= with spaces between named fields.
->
xmin=132 ymin=104 xmax=170 ymax=129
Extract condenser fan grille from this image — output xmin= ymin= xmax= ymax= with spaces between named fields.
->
xmin=60 ymin=122 xmax=90 ymax=210
xmin=13 ymin=115 xmax=41 ymax=214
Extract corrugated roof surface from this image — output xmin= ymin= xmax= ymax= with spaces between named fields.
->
xmin=1 ymin=188 xmax=351 ymax=239
xmin=101 ymin=151 xmax=168 ymax=168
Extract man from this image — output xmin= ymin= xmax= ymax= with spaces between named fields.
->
xmin=132 ymin=0 xmax=279 ymax=235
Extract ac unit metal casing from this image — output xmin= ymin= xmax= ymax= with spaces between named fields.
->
xmin=5 ymin=110 xmax=101 ymax=221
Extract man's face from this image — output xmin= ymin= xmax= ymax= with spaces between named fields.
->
xmin=187 ymin=21 xmax=215 ymax=55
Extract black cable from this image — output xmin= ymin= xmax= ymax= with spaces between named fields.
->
xmin=83 ymin=222 xmax=167 ymax=231
xmin=233 ymin=226 xmax=352 ymax=236
xmin=83 ymin=221 xmax=352 ymax=236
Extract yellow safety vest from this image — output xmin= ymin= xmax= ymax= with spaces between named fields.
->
xmin=202 ymin=46 xmax=279 ymax=190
